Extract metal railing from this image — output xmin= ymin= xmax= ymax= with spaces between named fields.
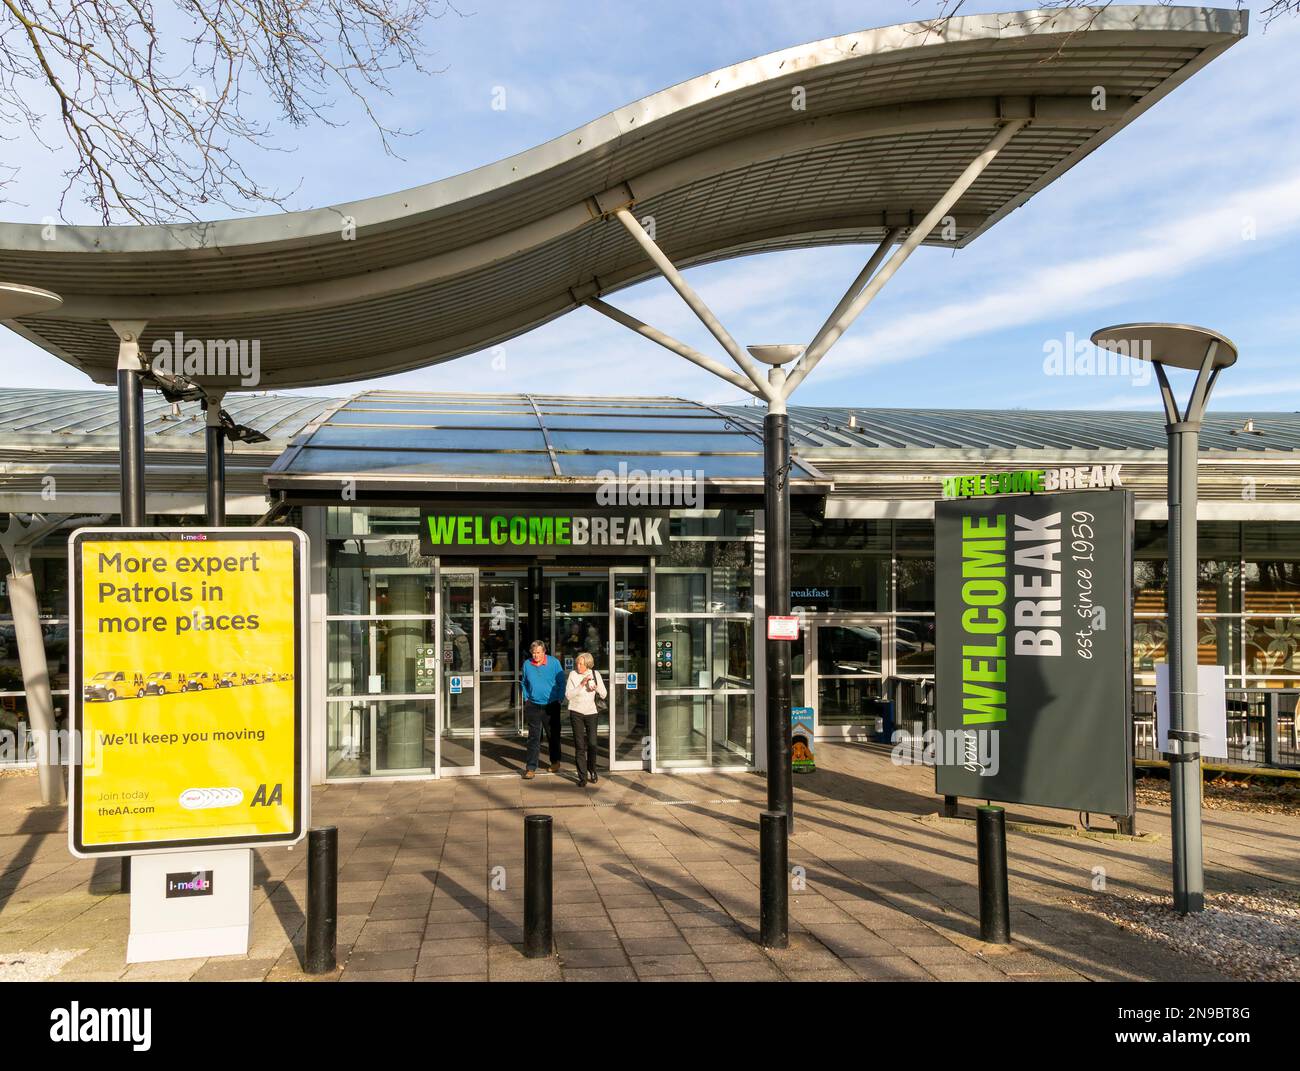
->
xmin=1133 ymin=686 xmax=1300 ymax=769
xmin=885 ymin=679 xmax=1300 ymax=771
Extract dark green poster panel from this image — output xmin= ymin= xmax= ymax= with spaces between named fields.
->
xmin=934 ymin=489 xmax=1134 ymax=815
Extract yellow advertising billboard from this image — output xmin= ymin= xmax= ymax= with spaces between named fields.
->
xmin=69 ymin=528 xmax=307 ymax=856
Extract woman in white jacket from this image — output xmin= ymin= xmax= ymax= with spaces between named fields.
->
xmin=565 ymin=651 xmax=607 ymax=786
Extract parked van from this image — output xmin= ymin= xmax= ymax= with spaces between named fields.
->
xmin=84 ymin=671 xmax=127 ymax=702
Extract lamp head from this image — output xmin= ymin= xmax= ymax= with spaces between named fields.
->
xmin=0 ymin=282 xmax=61 ymax=319
xmin=746 ymin=345 xmax=803 ymax=367
xmin=1090 ymin=323 xmax=1237 ymax=371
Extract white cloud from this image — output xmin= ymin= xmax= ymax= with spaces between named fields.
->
xmin=810 ymin=169 xmax=1300 ymax=381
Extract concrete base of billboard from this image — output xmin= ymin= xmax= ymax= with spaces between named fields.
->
xmin=126 ymin=848 xmax=253 ymax=964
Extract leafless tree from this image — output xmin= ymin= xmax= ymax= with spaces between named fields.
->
xmin=0 ymin=0 xmax=463 ymax=224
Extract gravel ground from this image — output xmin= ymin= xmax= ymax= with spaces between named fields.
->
xmin=1136 ymin=776 xmax=1300 ymax=817
xmin=1074 ymin=890 xmax=1300 ymax=981
xmin=0 ymin=949 xmax=84 ymax=981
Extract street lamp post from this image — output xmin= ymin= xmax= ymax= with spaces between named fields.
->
xmin=749 ymin=347 xmax=805 ymax=842
xmin=748 ymin=345 xmax=803 ymax=951
xmin=1091 ymin=323 xmax=1238 ymax=914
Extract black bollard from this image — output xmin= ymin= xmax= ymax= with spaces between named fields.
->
xmin=759 ymin=810 xmax=789 ymax=949
xmin=305 ymin=826 xmax=338 ymax=973
xmin=523 ymin=814 xmax=553 ymax=958
xmin=976 ymin=805 xmax=1011 ymax=944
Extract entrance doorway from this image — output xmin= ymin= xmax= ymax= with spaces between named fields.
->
xmin=439 ymin=570 xmax=479 ymax=774
xmin=438 ymin=564 xmax=651 ymax=776
xmin=610 ymin=569 xmax=650 ymax=770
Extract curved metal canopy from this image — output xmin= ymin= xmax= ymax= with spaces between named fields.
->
xmin=0 ymin=5 xmax=1245 ymax=389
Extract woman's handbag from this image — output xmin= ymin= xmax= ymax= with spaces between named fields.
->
xmin=587 ymin=670 xmax=609 ymax=714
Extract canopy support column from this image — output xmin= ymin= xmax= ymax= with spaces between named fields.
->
xmin=585 ymin=119 xmax=1027 ymax=951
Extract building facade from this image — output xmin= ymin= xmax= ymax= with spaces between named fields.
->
xmin=3 ymin=389 xmax=1298 ymax=780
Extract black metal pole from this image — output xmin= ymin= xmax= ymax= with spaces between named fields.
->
xmin=760 ymin=409 xmax=792 ymax=947
xmin=117 ymin=364 xmax=145 ymax=894
xmin=759 ymin=810 xmax=789 ymax=948
xmin=305 ymin=826 xmax=338 ymax=973
xmin=764 ymin=411 xmax=793 ymax=823
xmin=523 ymin=813 xmax=553 ymax=958
xmin=117 ymin=367 xmax=146 ymax=527
xmin=976 ymin=805 xmax=1011 ymax=944
xmin=205 ymin=416 xmax=226 ymax=526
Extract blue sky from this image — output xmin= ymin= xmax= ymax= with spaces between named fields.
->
xmin=3 ymin=1 xmax=1298 ymax=412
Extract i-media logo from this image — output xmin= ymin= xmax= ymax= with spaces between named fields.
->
xmin=166 ymin=870 xmax=214 ymax=898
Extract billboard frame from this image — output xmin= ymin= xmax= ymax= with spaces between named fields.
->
xmin=67 ymin=526 xmax=310 ymax=857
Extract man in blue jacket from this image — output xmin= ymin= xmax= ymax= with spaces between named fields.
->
xmin=520 ymin=639 xmax=566 ymax=778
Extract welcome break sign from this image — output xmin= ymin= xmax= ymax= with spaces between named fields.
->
xmin=934 ymin=489 xmax=1134 ymax=815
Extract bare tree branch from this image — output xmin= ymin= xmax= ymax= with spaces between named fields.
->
xmin=0 ymin=0 xmax=464 ymax=224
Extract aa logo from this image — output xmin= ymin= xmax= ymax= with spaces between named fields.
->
xmin=251 ymin=783 xmax=283 ymax=807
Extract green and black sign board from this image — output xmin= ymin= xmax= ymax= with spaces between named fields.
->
xmin=934 ymin=489 xmax=1134 ymax=815
xmin=419 ymin=508 xmax=670 ymax=557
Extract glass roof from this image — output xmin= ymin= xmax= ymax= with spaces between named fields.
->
xmin=273 ymin=391 xmax=821 ymax=485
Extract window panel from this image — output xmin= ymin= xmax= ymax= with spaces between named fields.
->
xmin=791 ymin=553 xmax=888 ymax=612
xmin=327 ymin=619 xmax=438 ymax=696
xmin=895 ymin=616 xmax=937 ymax=674
xmin=1244 ymin=617 xmax=1300 ymax=677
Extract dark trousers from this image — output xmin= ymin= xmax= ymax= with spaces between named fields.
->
xmin=525 ymin=700 xmax=563 ymax=770
xmin=570 ymin=711 xmax=598 ymax=780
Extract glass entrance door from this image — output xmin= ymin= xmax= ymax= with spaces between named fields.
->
xmin=551 ymin=574 xmax=610 ymax=771
xmin=478 ymin=576 xmax=521 ymax=736
xmin=439 ymin=571 xmax=480 ymax=774
xmin=811 ymin=619 xmax=890 ymax=740
xmin=611 ymin=568 xmax=650 ymax=770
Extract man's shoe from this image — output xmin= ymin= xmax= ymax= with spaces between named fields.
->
xmin=588 ymin=772 xmax=599 ymax=785
xmin=523 ymin=769 xmax=536 ymax=779
xmin=548 ymin=763 xmax=561 ymax=774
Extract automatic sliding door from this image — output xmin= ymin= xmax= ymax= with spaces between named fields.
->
xmin=611 ymin=569 xmax=649 ymax=770
xmin=478 ymin=577 xmax=520 ymax=735
xmin=439 ymin=571 xmax=479 ymax=774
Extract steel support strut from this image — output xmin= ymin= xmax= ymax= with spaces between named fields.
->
xmin=612 ymin=208 xmax=775 ymax=400
xmin=785 ymin=120 xmax=1026 ymax=393
xmin=582 ymin=297 xmax=759 ymax=395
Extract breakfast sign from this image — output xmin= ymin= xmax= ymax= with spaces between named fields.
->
xmin=68 ymin=528 xmax=308 ymax=856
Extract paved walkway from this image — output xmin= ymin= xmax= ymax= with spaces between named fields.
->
xmin=2 ymin=744 xmax=1297 ymax=981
